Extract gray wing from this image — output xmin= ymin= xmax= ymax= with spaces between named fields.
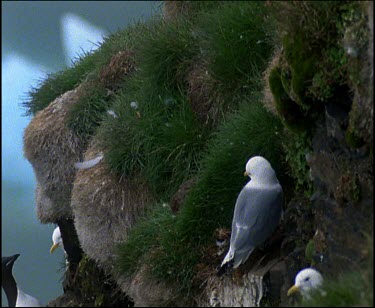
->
xmin=230 ymin=184 xmax=282 ymax=253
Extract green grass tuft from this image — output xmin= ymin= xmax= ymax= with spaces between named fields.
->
xmin=66 ymin=82 xmax=111 ymax=142
xmin=116 ymin=204 xmax=175 ymax=275
xmin=23 ymin=19 xmax=151 ymax=117
xmin=23 ymin=50 xmax=99 ymax=116
xmin=135 ymin=16 xmax=198 ymax=92
xmin=199 ymin=2 xmax=276 ymax=98
xmin=98 ymin=74 xmax=207 ymax=200
xmin=283 ymin=130 xmax=314 ymax=195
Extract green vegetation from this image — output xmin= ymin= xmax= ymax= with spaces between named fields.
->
xmin=25 ymin=0 xmax=372 ymax=305
xmin=199 ymin=1 xmax=276 ymax=97
xmin=25 ymin=19 xmax=153 ymax=112
xmin=116 ymin=96 xmax=286 ymax=294
xmin=24 ymin=50 xmax=98 ymax=116
xmin=22 ymin=21 xmax=147 ymax=147
xmin=283 ymin=131 xmax=313 ymax=196
xmin=269 ymin=1 xmax=370 ymax=135
xmin=97 ymin=1 xmax=277 ymax=198
xmin=98 ymin=78 xmax=207 ymax=199
xmin=267 ymin=1 xmax=370 ymax=196
xmin=66 ymin=80 xmax=111 ymax=143
xmin=269 ymin=2 xmax=334 ymax=130
xmin=136 ymin=16 xmax=198 ymax=92
xmin=268 ymin=66 xmax=310 ymax=132
xmin=304 ymin=240 xmax=315 ymax=265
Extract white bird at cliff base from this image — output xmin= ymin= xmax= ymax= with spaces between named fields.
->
xmin=220 ymin=156 xmax=283 ymax=270
xmin=287 ymin=268 xmax=324 ymax=300
xmin=50 ymin=226 xmax=64 ymax=254
xmin=2 ymin=254 xmax=43 ymax=307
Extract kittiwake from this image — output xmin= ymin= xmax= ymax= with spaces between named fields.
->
xmin=287 ymin=268 xmax=324 ymax=299
xmin=220 ymin=156 xmax=283 ymax=270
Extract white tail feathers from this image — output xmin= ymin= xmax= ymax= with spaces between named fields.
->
xmin=221 ymin=248 xmax=234 ymax=267
xmin=74 ymin=154 xmax=104 ymax=170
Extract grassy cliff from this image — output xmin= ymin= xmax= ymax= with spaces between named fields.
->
xmin=24 ymin=1 xmax=373 ymax=306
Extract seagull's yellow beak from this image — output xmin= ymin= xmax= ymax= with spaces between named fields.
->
xmin=287 ymin=285 xmax=300 ymax=296
xmin=50 ymin=243 xmax=60 ymax=254
xmin=244 ymin=171 xmax=249 ymax=177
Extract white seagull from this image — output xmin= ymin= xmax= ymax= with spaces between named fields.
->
xmin=220 ymin=156 xmax=283 ymax=270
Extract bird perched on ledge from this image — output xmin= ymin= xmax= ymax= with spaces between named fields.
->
xmin=2 ymin=254 xmax=42 ymax=307
xmin=219 ymin=156 xmax=283 ymax=273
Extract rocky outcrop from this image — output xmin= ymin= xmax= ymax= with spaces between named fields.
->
xmin=24 ymin=85 xmax=87 ymax=223
xmin=71 ymin=139 xmax=154 ymax=272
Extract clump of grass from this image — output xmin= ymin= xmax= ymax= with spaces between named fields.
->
xmin=65 ymin=81 xmax=111 ymax=143
xmin=283 ymin=130 xmax=314 ymax=196
xmin=98 ymin=73 xmax=207 ymax=200
xmin=135 ymin=15 xmax=198 ymax=92
xmin=115 ymin=95 xmax=286 ymax=296
xmin=198 ymin=1 xmax=276 ymax=100
xmin=67 ymin=14 xmax=203 ymax=144
xmin=98 ymin=2 xmax=282 ymax=199
xmin=23 ymin=19 xmax=151 ymax=117
xmin=115 ymin=204 xmax=175 ymax=276
xmin=163 ymin=1 xmax=227 ymax=20
xmin=23 ymin=50 xmax=99 ymax=116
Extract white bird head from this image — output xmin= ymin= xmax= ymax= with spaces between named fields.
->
xmin=50 ymin=226 xmax=63 ymax=254
xmin=288 ymin=268 xmax=323 ymax=299
xmin=244 ymin=156 xmax=277 ymax=184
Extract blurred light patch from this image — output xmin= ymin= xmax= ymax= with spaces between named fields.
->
xmin=1 ymin=53 xmax=49 ymax=185
xmin=60 ymin=13 xmax=107 ymax=66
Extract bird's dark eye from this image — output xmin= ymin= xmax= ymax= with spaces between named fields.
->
xmin=304 ymin=277 xmax=310 ymax=281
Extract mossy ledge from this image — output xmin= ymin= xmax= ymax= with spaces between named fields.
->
xmin=23 ymin=1 xmax=372 ymax=307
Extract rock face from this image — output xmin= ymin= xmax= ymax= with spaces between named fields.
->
xmin=200 ymin=259 xmax=285 ymax=307
xmin=24 ymin=85 xmax=88 ymax=295
xmin=24 ymin=86 xmax=87 ymax=223
xmin=117 ymin=264 xmax=188 ymax=307
xmin=71 ymin=139 xmax=154 ymax=272
xmin=307 ymin=117 xmax=373 ymax=276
